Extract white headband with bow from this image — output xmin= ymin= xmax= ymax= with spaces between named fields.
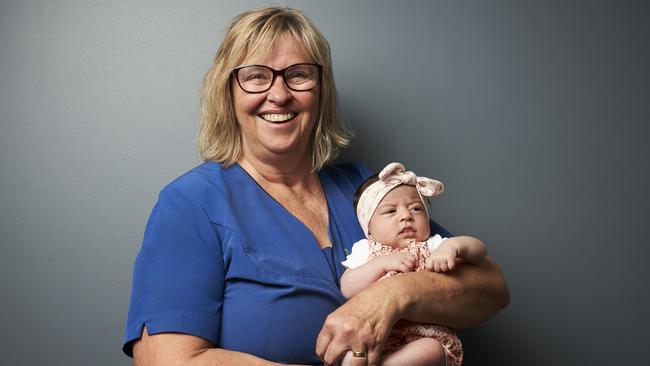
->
xmin=356 ymin=162 xmax=444 ymax=237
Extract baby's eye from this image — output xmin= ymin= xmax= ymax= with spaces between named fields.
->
xmin=382 ymin=209 xmax=396 ymax=214
xmin=410 ymin=206 xmax=424 ymax=212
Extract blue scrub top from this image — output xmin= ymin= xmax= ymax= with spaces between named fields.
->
xmin=123 ymin=161 xmax=451 ymax=364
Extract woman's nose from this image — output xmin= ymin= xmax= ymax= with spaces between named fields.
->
xmin=266 ymin=75 xmax=293 ymax=104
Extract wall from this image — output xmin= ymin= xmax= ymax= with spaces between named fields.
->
xmin=1 ymin=1 xmax=648 ymax=365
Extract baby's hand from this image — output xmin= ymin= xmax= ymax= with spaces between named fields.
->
xmin=426 ymin=239 xmax=460 ymax=272
xmin=378 ymin=252 xmax=416 ymax=273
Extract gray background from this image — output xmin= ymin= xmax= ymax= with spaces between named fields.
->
xmin=1 ymin=0 xmax=648 ymax=365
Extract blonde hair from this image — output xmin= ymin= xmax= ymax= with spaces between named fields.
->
xmin=198 ymin=6 xmax=353 ymax=170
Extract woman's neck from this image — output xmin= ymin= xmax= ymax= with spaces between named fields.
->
xmin=238 ymin=151 xmax=314 ymax=188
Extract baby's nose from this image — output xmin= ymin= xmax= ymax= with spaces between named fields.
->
xmin=400 ymin=210 xmax=414 ymax=221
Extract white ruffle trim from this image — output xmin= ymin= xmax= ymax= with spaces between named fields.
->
xmin=426 ymin=234 xmax=447 ymax=253
xmin=341 ymin=239 xmax=370 ymax=269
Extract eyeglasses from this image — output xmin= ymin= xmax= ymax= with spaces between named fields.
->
xmin=232 ymin=63 xmax=322 ymax=93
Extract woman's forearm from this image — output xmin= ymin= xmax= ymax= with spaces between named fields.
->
xmin=315 ymin=258 xmax=508 ymax=364
xmin=190 ymin=348 xmax=302 ymax=366
xmin=133 ymin=327 xmax=301 ymax=366
xmin=387 ymin=256 xmax=509 ymax=329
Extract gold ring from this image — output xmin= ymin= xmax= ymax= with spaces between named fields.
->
xmin=352 ymin=351 xmax=367 ymax=357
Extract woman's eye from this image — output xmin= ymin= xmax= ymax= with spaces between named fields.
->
xmin=288 ymin=71 xmax=307 ymax=78
xmin=246 ymin=73 xmax=267 ymax=81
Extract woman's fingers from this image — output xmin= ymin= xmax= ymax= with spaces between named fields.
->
xmin=323 ymin=337 xmax=382 ymax=366
xmin=317 ymin=313 xmax=361 ymax=365
xmin=321 ymin=337 xmax=357 ymax=365
xmin=341 ymin=348 xmax=381 ymax=366
xmin=316 ymin=282 xmax=396 ymax=365
xmin=366 ymin=348 xmax=382 ymax=366
xmin=315 ymin=327 xmax=333 ymax=360
xmin=320 ymin=331 xmax=367 ymax=364
xmin=330 ymin=349 xmax=375 ymax=366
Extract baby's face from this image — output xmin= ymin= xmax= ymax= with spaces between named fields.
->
xmin=367 ymin=185 xmax=430 ymax=248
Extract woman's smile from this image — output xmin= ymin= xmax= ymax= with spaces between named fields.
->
xmin=259 ymin=112 xmax=296 ymax=123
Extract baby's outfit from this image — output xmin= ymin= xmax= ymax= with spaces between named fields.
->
xmin=342 ymin=235 xmax=463 ymax=366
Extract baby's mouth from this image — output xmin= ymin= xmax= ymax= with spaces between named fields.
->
xmin=259 ymin=113 xmax=296 ymax=123
xmin=400 ymin=226 xmax=416 ymax=235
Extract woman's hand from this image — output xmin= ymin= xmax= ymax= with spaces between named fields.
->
xmin=316 ymin=279 xmax=399 ymax=366
xmin=318 ymin=257 xmax=509 ymax=365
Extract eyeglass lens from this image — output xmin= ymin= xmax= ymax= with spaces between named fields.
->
xmin=236 ymin=64 xmax=320 ymax=93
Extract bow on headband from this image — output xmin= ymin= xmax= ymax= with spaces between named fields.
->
xmin=356 ymin=162 xmax=444 ymax=237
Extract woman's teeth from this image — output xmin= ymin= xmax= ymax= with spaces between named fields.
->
xmin=260 ymin=113 xmax=295 ymax=122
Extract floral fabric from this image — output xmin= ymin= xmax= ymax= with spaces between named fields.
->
xmin=367 ymin=239 xmax=463 ymax=366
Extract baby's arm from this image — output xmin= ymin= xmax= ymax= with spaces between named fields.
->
xmin=426 ymin=236 xmax=487 ymax=272
xmin=340 ymin=253 xmax=416 ymax=298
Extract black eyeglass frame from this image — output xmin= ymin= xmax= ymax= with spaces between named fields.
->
xmin=231 ymin=63 xmax=323 ymax=93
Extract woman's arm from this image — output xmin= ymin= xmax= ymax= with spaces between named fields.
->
xmin=340 ymin=253 xmax=416 ymax=298
xmin=134 ymin=326 xmax=305 ymax=366
xmin=316 ymin=257 xmax=509 ymax=365
xmin=398 ymin=257 xmax=508 ymax=328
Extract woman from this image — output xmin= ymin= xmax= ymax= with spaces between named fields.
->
xmin=123 ymin=6 xmax=509 ymax=366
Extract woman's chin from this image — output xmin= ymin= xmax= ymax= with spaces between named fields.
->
xmin=257 ymin=131 xmax=313 ymax=157
xmin=258 ymin=139 xmax=309 ymax=158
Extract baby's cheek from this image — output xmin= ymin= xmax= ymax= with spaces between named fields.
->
xmin=418 ymin=221 xmax=431 ymax=240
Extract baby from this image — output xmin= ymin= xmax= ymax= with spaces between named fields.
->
xmin=340 ymin=162 xmax=487 ymax=366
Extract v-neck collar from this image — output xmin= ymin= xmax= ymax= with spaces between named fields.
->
xmin=233 ymin=162 xmax=334 ymax=250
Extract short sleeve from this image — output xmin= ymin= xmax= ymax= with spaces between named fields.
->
xmin=122 ymin=185 xmax=225 ymax=357
xmin=426 ymin=234 xmax=448 ymax=253
xmin=341 ymin=239 xmax=371 ymax=269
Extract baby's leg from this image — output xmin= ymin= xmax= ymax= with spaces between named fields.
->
xmin=382 ymin=338 xmax=448 ymax=366
xmin=340 ymin=351 xmax=355 ymax=366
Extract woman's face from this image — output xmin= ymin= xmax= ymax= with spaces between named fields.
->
xmin=232 ymin=35 xmax=320 ymax=162
xmin=367 ymin=185 xmax=431 ymax=248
